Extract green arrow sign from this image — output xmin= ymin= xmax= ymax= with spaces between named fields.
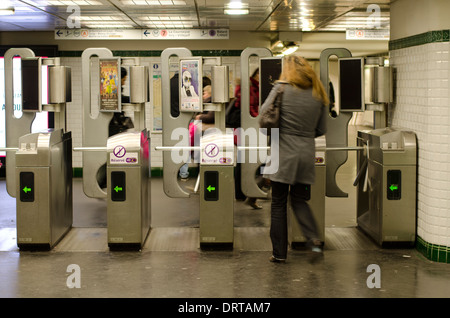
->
xmin=23 ymin=186 xmax=31 ymax=193
xmin=389 ymin=184 xmax=398 ymax=191
xmin=114 ymin=186 xmax=123 ymax=192
xmin=207 ymin=185 xmax=215 ymax=192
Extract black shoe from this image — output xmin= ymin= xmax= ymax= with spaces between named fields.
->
xmin=269 ymin=256 xmax=286 ymax=263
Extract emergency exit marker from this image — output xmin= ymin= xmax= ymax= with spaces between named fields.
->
xmin=207 ymin=185 xmax=216 ymax=192
xmin=114 ymin=186 xmax=123 ymax=193
xmin=23 ymin=187 xmax=32 ymax=193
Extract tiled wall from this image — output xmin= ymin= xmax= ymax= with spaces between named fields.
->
xmin=389 ymin=34 xmax=450 ymax=259
xmin=61 ymin=55 xmax=241 ymax=169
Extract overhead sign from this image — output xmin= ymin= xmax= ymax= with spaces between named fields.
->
xmin=346 ymin=29 xmax=389 ymax=40
xmin=55 ymin=28 xmax=141 ymax=40
xmin=142 ymin=29 xmax=228 ymax=39
xmin=55 ymin=28 xmax=229 ymax=40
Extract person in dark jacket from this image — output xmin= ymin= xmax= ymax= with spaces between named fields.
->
xmin=260 ymin=55 xmax=329 ymax=262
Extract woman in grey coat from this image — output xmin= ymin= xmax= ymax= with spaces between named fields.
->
xmin=260 ymin=55 xmax=329 ymax=262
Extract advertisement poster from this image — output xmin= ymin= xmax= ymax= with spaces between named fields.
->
xmin=179 ymin=59 xmax=202 ymax=112
xmin=100 ymin=58 xmax=121 ymax=112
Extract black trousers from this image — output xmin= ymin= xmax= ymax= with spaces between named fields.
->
xmin=270 ymin=181 xmax=319 ymax=259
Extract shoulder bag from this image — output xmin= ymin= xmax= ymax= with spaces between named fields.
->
xmin=258 ymin=84 xmax=285 ymax=129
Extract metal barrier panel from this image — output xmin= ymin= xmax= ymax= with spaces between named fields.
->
xmin=356 ymin=128 xmax=417 ymax=247
xmin=15 ymin=129 xmax=72 ymax=249
xmin=106 ymin=130 xmax=151 ymax=249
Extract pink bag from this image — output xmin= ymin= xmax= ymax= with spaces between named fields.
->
xmin=189 ymin=122 xmax=197 ymax=146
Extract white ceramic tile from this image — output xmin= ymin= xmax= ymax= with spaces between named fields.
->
xmin=391 ymin=42 xmax=450 ymax=246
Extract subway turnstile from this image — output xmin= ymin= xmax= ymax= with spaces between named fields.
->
xmin=199 ymin=131 xmax=235 ymax=248
xmin=15 ymin=129 xmax=73 ymax=250
xmin=356 ymin=128 xmax=417 ymax=247
xmin=288 ymin=136 xmax=326 ymax=248
xmin=106 ymin=130 xmax=151 ymax=249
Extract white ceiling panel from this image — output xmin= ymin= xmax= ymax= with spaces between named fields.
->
xmin=0 ymin=0 xmax=391 ymax=32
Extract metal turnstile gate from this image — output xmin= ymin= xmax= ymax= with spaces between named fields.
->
xmin=106 ymin=130 xmax=151 ymax=249
xmin=15 ymin=129 xmax=73 ymax=250
xmin=356 ymin=128 xmax=417 ymax=247
xmin=199 ymin=131 xmax=235 ymax=248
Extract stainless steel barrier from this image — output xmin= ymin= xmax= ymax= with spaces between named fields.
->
xmin=106 ymin=130 xmax=151 ymax=250
xmin=14 ymin=129 xmax=72 ymax=250
xmin=355 ymin=128 xmax=417 ymax=247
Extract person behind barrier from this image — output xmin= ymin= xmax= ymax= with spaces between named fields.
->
xmin=195 ymin=84 xmax=213 ymax=124
xmin=261 ymin=55 xmax=328 ymax=262
xmin=179 ymin=77 xmax=212 ymax=181
xmin=233 ymin=69 xmax=263 ymax=209
xmin=109 ymin=67 xmax=134 ymax=136
xmin=234 ymin=67 xmax=260 ymax=117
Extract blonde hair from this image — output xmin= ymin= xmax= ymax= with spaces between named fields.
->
xmin=279 ymin=55 xmax=329 ymax=106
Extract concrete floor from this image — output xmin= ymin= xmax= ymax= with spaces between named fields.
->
xmin=0 ymin=126 xmax=450 ymax=300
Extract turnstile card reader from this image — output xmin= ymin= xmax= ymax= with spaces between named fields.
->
xmin=199 ymin=131 xmax=234 ymax=247
xmin=289 ymin=136 xmax=326 ymax=247
xmin=15 ymin=129 xmax=73 ymax=250
xmin=106 ymin=130 xmax=151 ymax=249
xmin=356 ymin=128 xmax=417 ymax=247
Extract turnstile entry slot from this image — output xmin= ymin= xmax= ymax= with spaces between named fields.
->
xmin=204 ymin=171 xmax=219 ymax=201
xmin=111 ymin=171 xmax=126 ymax=202
xmin=387 ymin=170 xmax=401 ymax=200
xmin=19 ymin=172 xmax=34 ymax=202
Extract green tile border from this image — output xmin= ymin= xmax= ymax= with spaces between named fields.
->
xmin=416 ymin=236 xmax=450 ymax=263
xmin=389 ymin=29 xmax=450 ymax=50
xmin=59 ymin=49 xmax=242 ymax=58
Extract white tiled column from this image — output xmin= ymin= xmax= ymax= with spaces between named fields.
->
xmin=390 ymin=42 xmax=450 ymax=247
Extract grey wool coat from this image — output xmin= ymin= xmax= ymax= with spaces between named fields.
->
xmin=260 ymin=82 xmax=327 ymax=185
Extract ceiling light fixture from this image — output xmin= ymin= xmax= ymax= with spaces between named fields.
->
xmin=282 ymin=45 xmax=299 ymax=56
xmin=224 ymin=8 xmax=248 ymax=15
xmin=0 ymin=7 xmax=15 ymax=15
xmin=224 ymin=1 xmax=249 ymax=15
